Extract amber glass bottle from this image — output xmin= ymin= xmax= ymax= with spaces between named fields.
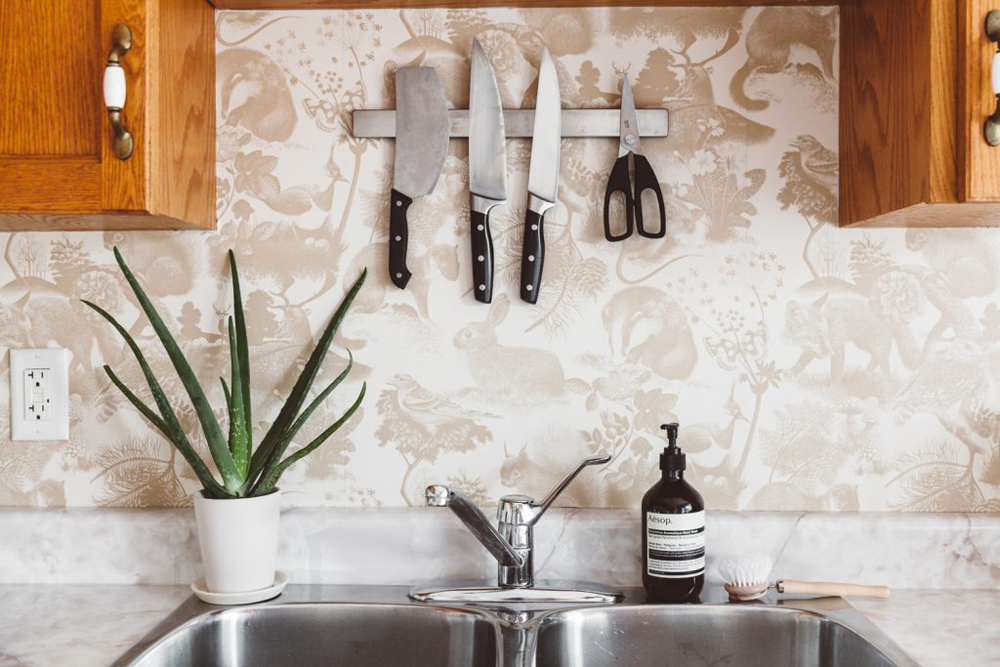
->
xmin=641 ymin=423 xmax=705 ymax=602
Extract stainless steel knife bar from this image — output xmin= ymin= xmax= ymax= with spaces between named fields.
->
xmin=352 ymin=108 xmax=669 ymax=139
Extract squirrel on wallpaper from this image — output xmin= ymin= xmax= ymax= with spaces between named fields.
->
xmin=730 ymin=8 xmax=837 ymax=112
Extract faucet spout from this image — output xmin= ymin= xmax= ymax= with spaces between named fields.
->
xmin=425 ymin=485 xmax=524 ymax=569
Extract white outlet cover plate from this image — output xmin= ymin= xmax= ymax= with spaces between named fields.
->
xmin=10 ymin=348 xmax=70 ymax=441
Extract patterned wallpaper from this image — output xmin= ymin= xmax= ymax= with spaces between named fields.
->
xmin=1 ymin=7 xmax=999 ymax=512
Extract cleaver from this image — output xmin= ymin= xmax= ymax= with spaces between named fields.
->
xmin=390 ymin=67 xmax=450 ymax=289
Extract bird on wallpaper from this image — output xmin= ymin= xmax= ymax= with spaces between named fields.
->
xmin=390 ymin=375 xmax=498 ymax=428
xmin=891 ymin=338 xmax=992 ymax=431
xmin=376 ymin=376 xmax=494 ymax=504
xmin=682 ymin=385 xmax=747 ymax=456
xmin=776 ymin=134 xmax=838 ymax=228
xmin=792 ymin=135 xmax=839 ymax=191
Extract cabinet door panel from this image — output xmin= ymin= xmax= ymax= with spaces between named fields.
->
xmin=0 ymin=0 xmax=101 ymax=157
xmin=963 ymin=0 xmax=1000 ymax=202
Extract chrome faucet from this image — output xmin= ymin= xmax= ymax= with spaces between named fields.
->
xmin=414 ymin=455 xmax=622 ymax=604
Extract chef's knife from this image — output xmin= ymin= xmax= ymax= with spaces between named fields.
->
xmin=520 ymin=48 xmax=561 ymax=305
xmin=390 ymin=67 xmax=450 ymax=289
xmin=468 ymin=38 xmax=507 ymax=304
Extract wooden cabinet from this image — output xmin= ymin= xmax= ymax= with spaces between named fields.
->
xmin=4 ymin=0 xmax=1000 ymax=230
xmin=0 ymin=0 xmax=215 ymax=231
xmin=841 ymin=0 xmax=1000 ymax=226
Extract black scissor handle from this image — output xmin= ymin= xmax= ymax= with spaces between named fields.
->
xmin=632 ymin=154 xmax=666 ymax=239
xmin=603 ymin=154 xmax=634 ymax=242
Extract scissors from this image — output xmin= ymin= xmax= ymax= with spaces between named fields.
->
xmin=603 ymin=75 xmax=666 ymax=242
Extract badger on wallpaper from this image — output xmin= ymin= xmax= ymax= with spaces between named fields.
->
xmin=602 ymin=286 xmax=698 ymax=380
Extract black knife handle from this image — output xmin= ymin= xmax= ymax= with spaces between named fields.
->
xmin=519 ymin=208 xmax=545 ymax=304
xmin=389 ymin=188 xmax=412 ymax=289
xmin=471 ymin=207 xmax=495 ymax=304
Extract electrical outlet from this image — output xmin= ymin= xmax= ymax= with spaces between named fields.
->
xmin=10 ymin=349 xmax=70 ymax=441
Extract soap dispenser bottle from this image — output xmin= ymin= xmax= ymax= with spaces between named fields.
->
xmin=641 ymin=422 xmax=705 ymax=602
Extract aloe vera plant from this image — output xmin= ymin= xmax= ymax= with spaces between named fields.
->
xmin=84 ymin=247 xmax=367 ymax=498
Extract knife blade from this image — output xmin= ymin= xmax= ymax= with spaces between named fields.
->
xmin=520 ymin=48 xmax=561 ymax=305
xmin=468 ymin=38 xmax=507 ymax=304
xmin=391 ymin=67 xmax=449 ymax=290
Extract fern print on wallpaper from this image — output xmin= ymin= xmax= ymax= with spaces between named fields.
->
xmin=0 ymin=7 xmax=998 ymax=512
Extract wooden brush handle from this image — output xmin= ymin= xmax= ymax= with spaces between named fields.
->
xmin=777 ymin=580 xmax=891 ymax=599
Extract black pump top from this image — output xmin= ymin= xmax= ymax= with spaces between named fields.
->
xmin=659 ymin=422 xmax=685 ymax=473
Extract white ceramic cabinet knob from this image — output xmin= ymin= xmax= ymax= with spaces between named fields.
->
xmin=103 ymin=65 xmax=126 ymax=109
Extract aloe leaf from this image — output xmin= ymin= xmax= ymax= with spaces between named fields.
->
xmin=220 ymin=377 xmax=232 ymax=410
xmin=248 ymin=269 xmax=367 ymax=484
xmin=253 ymin=383 xmax=366 ymax=496
xmin=229 ymin=250 xmax=252 ymax=453
xmin=105 ymin=366 xmax=227 ymax=498
xmin=252 ymin=352 xmax=353 ymax=491
xmin=226 ymin=317 xmax=250 ymax=484
xmin=82 ymin=299 xmax=228 ymax=497
xmin=111 ymin=247 xmax=241 ymax=494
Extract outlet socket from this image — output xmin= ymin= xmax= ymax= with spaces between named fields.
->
xmin=10 ymin=348 xmax=70 ymax=441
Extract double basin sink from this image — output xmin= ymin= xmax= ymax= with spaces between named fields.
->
xmin=116 ymin=585 xmax=916 ymax=666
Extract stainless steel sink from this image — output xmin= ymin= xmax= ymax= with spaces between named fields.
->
xmin=533 ymin=600 xmax=914 ymax=667
xmin=114 ymin=586 xmax=916 ymax=667
xmin=116 ymin=587 xmax=501 ymax=667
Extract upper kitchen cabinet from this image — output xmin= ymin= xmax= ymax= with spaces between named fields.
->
xmin=841 ymin=0 xmax=1000 ymax=226
xmin=0 ymin=0 xmax=215 ymax=231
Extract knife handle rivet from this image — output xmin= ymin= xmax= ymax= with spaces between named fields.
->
xmin=477 ymin=255 xmax=484 ymax=262
xmin=478 ymin=284 xmax=486 ymax=291
xmin=526 ymin=285 xmax=533 ymax=291
xmin=395 ymin=235 xmax=402 ymax=241
xmin=395 ymin=201 xmax=402 ymax=207
xmin=528 ymin=255 xmax=535 ymax=262
xmin=477 ymin=224 xmax=484 ymax=231
xmin=396 ymin=272 xmax=403 ymax=279
xmin=531 ymin=224 xmax=538 ymax=231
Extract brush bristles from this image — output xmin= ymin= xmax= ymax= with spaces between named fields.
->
xmin=718 ymin=554 xmax=774 ymax=588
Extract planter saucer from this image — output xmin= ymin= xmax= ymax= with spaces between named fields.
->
xmin=191 ymin=570 xmax=289 ymax=606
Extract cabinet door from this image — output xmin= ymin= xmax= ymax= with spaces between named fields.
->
xmin=962 ymin=0 xmax=1000 ymax=202
xmin=0 ymin=0 xmax=145 ymax=217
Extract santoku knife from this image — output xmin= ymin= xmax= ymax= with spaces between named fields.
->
xmin=520 ymin=48 xmax=561 ymax=304
xmin=390 ymin=67 xmax=449 ymax=290
xmin=468 ymin=38 xmax=507 ymax=304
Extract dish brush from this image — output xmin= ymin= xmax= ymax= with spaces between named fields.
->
xmin=717 ymin=554 xmax=891 ymax=602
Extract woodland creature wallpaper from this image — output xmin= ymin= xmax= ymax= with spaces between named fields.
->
xmin=1 ymin=7 xmax=999 ymax=513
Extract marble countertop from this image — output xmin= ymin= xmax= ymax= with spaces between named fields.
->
xmin=0 ymin=584 xmax=996 ymax=666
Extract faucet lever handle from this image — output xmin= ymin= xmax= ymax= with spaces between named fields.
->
xmin=531 ymin=454 xmax=611 ymax=524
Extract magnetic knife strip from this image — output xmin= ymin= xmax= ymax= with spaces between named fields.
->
xmin=351 ymin=108 xmax=669 ymax=138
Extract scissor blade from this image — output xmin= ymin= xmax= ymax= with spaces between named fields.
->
xmin=618 ymin=75 xmax=641 ymax=156
xmin=527 ymin=48 xmax=561 ymax=204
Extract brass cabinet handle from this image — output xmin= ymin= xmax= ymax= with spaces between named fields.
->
xmin=985 ymin=11 xmax=1000 ymax=145
xmin=103 ymin=23 xmax=134 ymax=160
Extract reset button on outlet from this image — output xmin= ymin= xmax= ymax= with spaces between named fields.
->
xmin=10 ymin=349 xmax=70 ymax=441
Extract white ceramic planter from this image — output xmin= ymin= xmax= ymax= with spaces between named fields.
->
xmin=192 ymin=489 xmax=281 ymax=593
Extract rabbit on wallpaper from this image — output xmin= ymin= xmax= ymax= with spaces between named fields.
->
xmin=454 ymin=294 xmax=567 ymax=401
